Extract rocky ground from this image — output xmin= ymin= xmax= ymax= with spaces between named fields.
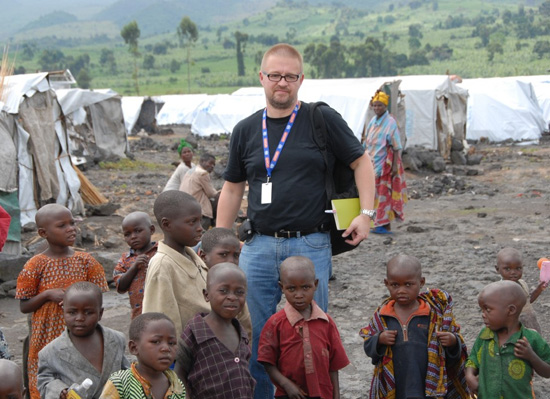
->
xmin=1 ymin=127 xmax=550 ymax=398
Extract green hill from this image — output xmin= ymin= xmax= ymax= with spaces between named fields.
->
xmin=3 ymin=0 xmax=550 ymax=95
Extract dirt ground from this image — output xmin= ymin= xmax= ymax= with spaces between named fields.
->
xmin=1 ymin=128 xmax=549 ymax=398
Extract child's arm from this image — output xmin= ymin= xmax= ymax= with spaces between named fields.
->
xmin=329 ymin=370 xmax=340 ymax=399
xmin=530 ymin=280 xmax=548 ymax=304
xmin=114 ymin=254 xmax=149 ymax=293
xmin=261 ymin=362 xmax=307 ymax=399
xmin=514 ymin=337 xmax=550 ymax=378
xmin=20 ymin=288 xmax=65 ymax=313
xmin=464 ymin=367 xmax=479 ymax=395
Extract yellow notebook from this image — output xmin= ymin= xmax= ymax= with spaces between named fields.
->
xmin=331 ymin=198 xmax=360 ymax=230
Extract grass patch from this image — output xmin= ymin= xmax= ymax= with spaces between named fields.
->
xmin=99 ymin=158 xmax=167 ymax=171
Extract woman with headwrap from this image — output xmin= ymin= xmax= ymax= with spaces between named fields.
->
xmin=163 ymin=138 xmax=195 ymax=191
xmin=362 ymin=90 xmax=407 ymax=234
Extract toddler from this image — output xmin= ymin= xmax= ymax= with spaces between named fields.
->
xmin=37 ymin=282 xmax=129 ymax=399
xmin=258 ymin=256 xmax=349 ymax=399
xmin=113 ymin=211 xmax=157 ymax=319
xmin=465 ymin=280 xmax=550 ymax=398
xmin=100 ymin=312 xmax=185 ymax=399
xmin=360 ymin=254 xmax=470 ymax=399
xmin=0 ymin=359 xmax=26 ymax=399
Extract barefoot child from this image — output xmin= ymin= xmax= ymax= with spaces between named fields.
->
xmin=199 ymin=227 xmax=252 ymax=340
xmin=100 ymin=313 xmax=185 ymax=399
xmin=360 ymin=254 xmax=470 ymax=399
xmin=258 ymin=256 xmax=349 ymax=399
xmin=0 ymin=359 xmax=26 ymax=399
xmin=113 ymin=211 xmax=157 ymax=319
xmin=15 ymin=204 xmax=109 ymax=399
xmin=495 ymin=247 xmax=547 ymax=333
xmin=37 ymin=282 xmax=129 ymax=399
xmin=142 ymin=191 xmax=209 ymax=336
xmin=465 ymin=280 xmax=550 ymax=398
xmin=177 ymin=263 xmax=255 ymax=398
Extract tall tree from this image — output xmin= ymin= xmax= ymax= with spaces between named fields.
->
xmin=177 ymin=16 xmax=198 ymax=93
xmin=121 ymin=20 xmax=141 ymax=95
xmin=235 ymin=31 xmax=248 ymax=76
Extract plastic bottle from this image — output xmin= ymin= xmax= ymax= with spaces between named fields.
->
xmin=66 ymin=378 xmax=93 ymax=399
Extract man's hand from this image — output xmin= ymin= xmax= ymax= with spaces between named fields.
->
xmin=342 ymin=215 xmax=370 ymax=246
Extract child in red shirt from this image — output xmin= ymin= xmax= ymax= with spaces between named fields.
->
xmin=113 ymin=211 xmax=157 ymax=319
xmin=258 ymin=256 xmax=349 ymax=398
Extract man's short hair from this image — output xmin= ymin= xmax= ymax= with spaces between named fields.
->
xmin=153 ymin=190 xmax=198 ymax=226
xmin=201 ymin=227 xmax=238 ymax=254
xmin=129 ymin=312 xmax=174 ymax=341
xmin=261 ymin=43 xmax=303 ymax=73
xmin=199 ymin=153 xmax=215 ymax=164
xmin=65 ymin=281 xmax=103 ymax=307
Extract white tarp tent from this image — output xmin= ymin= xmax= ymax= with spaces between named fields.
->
xmin=232 ymin=77 xmax=403 ymax=142
xmin=460 ymin=78 xmax=546 ymax=142
xmin=0 ymin=73 xmax=83 ymax=236
xmin=515 ymin=75 xmax=550 ymax=130
xmin=56 ymin=88 xmax=128 ymax=161
xmin=156 ymin=94 xmax=209 ymax=125
xmin=121 ymin=96 xmax=145 ymax=135
xmin=397 ymin=75 xmax=468 ymax=157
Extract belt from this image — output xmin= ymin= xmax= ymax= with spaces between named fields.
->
xmin=255 ymin=224 xmax=329 ymax=239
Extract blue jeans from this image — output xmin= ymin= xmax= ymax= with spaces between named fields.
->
xmin=240 ymin=232 xmax=332 ymax=399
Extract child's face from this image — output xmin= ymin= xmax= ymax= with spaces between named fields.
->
xmin=478 ymin=290 xmax=510 ymax=331
xmin=384 ymin=266 xmax=425 ymax=308
xmin=130 ymin=319 xmax=178 ymax=373
xmin=495 ymin=258 xmax=523 ymax=282
xmin=63 ymin=291 xmax=103 ymax=338
xmin=163 ymin=205 xmax=203 ymax=248
xmin=122 ymin=218 xmax=154 ymax=252
xmin=38 ymin=208 xmax=77 ymax=247
xmin=202 ymin=237 xmax=241 ymax=268
xmin=279 ymin=268 xmax=318 ymax=313
xmin=204 ymin=268 xmax=247 ymax=320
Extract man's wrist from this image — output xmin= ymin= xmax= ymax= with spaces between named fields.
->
xmin=360 ymin=209 xmax=376 ymax=219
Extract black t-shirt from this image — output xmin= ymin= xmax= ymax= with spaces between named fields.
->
xmin=223 ymin=102 xmax=364 ymax=233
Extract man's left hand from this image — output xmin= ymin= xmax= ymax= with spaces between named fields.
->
xmin=342 ymin=215 xmax=370 ymax=246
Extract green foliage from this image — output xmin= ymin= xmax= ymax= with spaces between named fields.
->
xmin=533 ymin=40 xmax=550 ymax=58
xmin=20 ymin=11 xmax=77 ymax=32
xmin=77 ymin=68 xmax=92 ymax=89
xmin=99 ymin=158 xmax=166 ymax=171
xmin=178 ymin=16 xmax=199 ymax=93
xmin=121 ymin=21 xmax=140 ymax=55
xmin=100 ymin=48 xmax=117 ymax=74
xmin=38 ymin=49 xmax=65 ymax=71
xmin=143 ymin=54 xmax=155 ymax=69
xmin=235 ymin=31 xmax=249 ymax=77
xmin=170 ymin=59 xmax=182 ymax=73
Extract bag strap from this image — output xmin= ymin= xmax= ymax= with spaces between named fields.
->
xmin=309 ymin=101 xmax=335 ymax=203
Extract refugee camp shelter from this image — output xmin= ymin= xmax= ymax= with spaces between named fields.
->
xmin=460 ymin=77 xmax=546 ymax=142
xmin=121 ymin=96 xmax=164 ymax=135
xmin=156 ymin=94 xmax=209 ymax=126
xmin=56 ymin=88 xmax=128 ymax=162
xmin=0 ymin=72 xmax=83 ymax=254
xmin=515 ymin=75 xmax=550 ymax=130
xmin=397 ymin=75 xmax=468 ymax=158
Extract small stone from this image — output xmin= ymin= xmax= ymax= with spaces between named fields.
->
xmin=22 ymin=222 xmax=37 ymax=233
xmin=407 ymin=225 xmax=425 ymax=233
xmin=103 ymin=236 xmax=122 ymax=249
xmin=0 ymin=280 xmax=17 ymax=292
xmin=8 ymin=289 xmax=16 ymax=298
xmin=467 ymin=154 xmax=483 ymax=165
xmin=85 ymin=202 xmax=120 ymax=216
xmin=451 ymin=151 xmax=467 ymax=165
xmin=466 ymin=168 xmax=479 ymax=176
xmin=477 ymin=212 xmax=487 ymax=218
xmin=431 ymin=157 xmax=446 ymax=173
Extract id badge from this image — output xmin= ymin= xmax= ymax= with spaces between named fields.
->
xmin=261 ymin=182 xmax=272 ymax=204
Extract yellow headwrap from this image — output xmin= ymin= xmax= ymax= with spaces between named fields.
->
xmin=372 ymin=91 xmax=389 ymax=106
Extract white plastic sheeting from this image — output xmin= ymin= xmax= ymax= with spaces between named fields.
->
xmin=515 ymin=75 xmax=550 ymax=129
xmin=156 ymin=94 xmax=208 ymax=125
xmin=121 ymin=96 xmax=144 ymax=134
xmin=460 ymin=78 xmax=546 ymax=142
xmin=1 ymin=73 xmax=83 ymax=226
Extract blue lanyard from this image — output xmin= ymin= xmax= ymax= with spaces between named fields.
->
xmin=262 ymin=102 xmax=299 ymax=179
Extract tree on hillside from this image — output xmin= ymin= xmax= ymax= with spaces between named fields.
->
xmin=177 ymin=16 xmax=199 ymax=93
xmin=121 ymin=20 xmax=141 ymax=95
xmin=38 ymin=49 xmax=65 ymax=71
xmin=77 ymin=69 xmax=92 ymax=89
xmin=100 ymin=48 xmax=117 ymax=74
xmin=303 ymin=37 xmax=347 ymax=78
xmin=235 ymin=31 xmax=248 ymax=77
xmin=533 ymin=40 xmax=550 ymax=58
xmin=347 ymin=37 xmax=399 ymax=77
xmin=540 ymin=1 xmax=550 ymax=17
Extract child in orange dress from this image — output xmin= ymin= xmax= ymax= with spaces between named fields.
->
xmin=15 ymin=204 xmax=108 ymax=399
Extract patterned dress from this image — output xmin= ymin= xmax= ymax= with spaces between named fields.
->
xmin=363 ymin=111 xmax=408 ymax=227
xmin=15 ymin=252 xmax=108 ymax=399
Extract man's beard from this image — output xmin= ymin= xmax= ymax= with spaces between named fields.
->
xmin=267 ymin=92 xmax=296 ymax=110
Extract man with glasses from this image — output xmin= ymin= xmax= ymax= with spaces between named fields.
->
xmin=217 ymin=43 xmax=375 ymax=399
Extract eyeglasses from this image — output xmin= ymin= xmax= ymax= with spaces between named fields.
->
xmin=262 ymin=72 xmax=301 ymax=83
